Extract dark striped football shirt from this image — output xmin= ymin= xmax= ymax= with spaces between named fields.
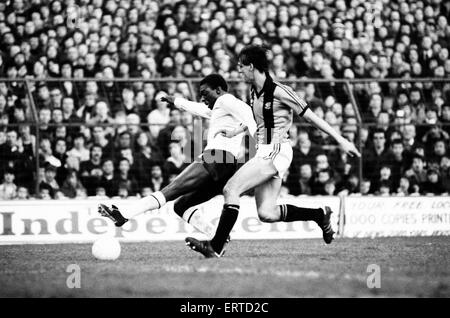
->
xmin=251 ymin=80 xmax=309 ymax=144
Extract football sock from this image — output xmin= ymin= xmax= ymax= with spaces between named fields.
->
xmin=123 ymin=191 xmax=167 ymax=219
xmin=210 ymin=204 xmax=239 ymax=253
xmin=278 ymin=204 xmax=323 ymax=223
xmin=182 ymin=207 xmax=216 ymax=238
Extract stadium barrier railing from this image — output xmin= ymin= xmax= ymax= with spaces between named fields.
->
xmin=0 ymin=77 xmax=449 ymax=196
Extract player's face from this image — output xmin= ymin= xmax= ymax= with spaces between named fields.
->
xmin=199 ymin=84 xmax=219 ymax=109
xmin=237 ymin=59 xmax=253 ymax=83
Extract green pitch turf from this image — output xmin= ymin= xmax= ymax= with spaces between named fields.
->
xmin=1 ymin=237 xmax=449 ymax=297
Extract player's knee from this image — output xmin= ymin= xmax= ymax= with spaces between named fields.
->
xmin=223 ymin=182 xmax=238 ymax=199
xmin=257 ymin=206 xmax=279 ymax=223
xmin=173 ymin=200 xmax=186 ymax=217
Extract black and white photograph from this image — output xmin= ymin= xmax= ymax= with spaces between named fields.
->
xmin=0 ymin=0 xmax=449 ymax=301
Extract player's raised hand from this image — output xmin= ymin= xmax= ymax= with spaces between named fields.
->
xmin=339 ymin=138 xmax=361 ymax=158
xmin=161 ymin=95 xmax=175 ymax=105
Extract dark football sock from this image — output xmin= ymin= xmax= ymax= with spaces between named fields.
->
xmin=278 ymin=204 xmax=324 ymax=223
xmin=210 ymin=204 xmax=239 ymax=253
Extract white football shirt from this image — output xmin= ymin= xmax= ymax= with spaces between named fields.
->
xmin=174 ymin=94 xmax=257 ymax=158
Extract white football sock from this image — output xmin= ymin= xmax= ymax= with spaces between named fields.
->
xmin=122 ymin=191 xmax=167 ymax=219
xmin=182 ymin=206 xmax=216 ymax=239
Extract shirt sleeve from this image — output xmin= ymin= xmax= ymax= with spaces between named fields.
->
xmin=174 ymin=97 xmax=211 ymax=119
xmin=275 ymin=85 xmax=309 ymax=117
xmin=218 ymin=94 xmax=257 ymax=136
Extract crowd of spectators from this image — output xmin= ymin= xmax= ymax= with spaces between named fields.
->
xmin=0 ymin=0 xmax=450 ymax=200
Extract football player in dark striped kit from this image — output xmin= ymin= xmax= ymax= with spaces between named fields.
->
xmin=186 ymin=45 xmax=361 ymax=258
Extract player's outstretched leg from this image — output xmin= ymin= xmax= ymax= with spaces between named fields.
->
xmin=278 ymin=204 xmax=335 ymax=244
xmin=98 ymin=162 xmax=211 ymax=224
xmin=98 ymin=204 xmax=128 ymax=227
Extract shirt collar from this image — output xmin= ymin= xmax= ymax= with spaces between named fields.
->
xmin=252 ymin=76 xmax=273 ymax=99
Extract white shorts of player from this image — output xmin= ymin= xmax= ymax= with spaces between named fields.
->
xmin=256 ymin=142 xmax=293 ymax=179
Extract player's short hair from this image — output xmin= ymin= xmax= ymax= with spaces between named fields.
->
xmin=200 ymin=74 xmax=228 ymax=92
xmin=238 ymin=45 xmax=270 ymax=72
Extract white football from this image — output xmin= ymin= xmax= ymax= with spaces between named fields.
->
xmin=92 ymin=237 xmax=121 ymax=261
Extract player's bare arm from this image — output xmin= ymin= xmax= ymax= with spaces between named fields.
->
xmin=302 ymin=108 xmax=361 ymax=158
xmin=162 ymin=95 xmax=211 ymax=119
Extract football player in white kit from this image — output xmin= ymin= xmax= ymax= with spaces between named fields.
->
xmin=186 ymin=45 xmax=361 ymax=258
xmin=98 ymin=74 xmax=257 ymax=238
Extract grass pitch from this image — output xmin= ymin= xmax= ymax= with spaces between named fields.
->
xmin=1 ymin=237 xmax=449 ymax=297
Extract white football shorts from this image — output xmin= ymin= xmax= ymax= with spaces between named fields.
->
xmin=255 ymin=142 xmax=293 ymax=178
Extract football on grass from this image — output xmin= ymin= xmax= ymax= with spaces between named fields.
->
xmin=92 ymin=237 xmax=121 ymax=261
